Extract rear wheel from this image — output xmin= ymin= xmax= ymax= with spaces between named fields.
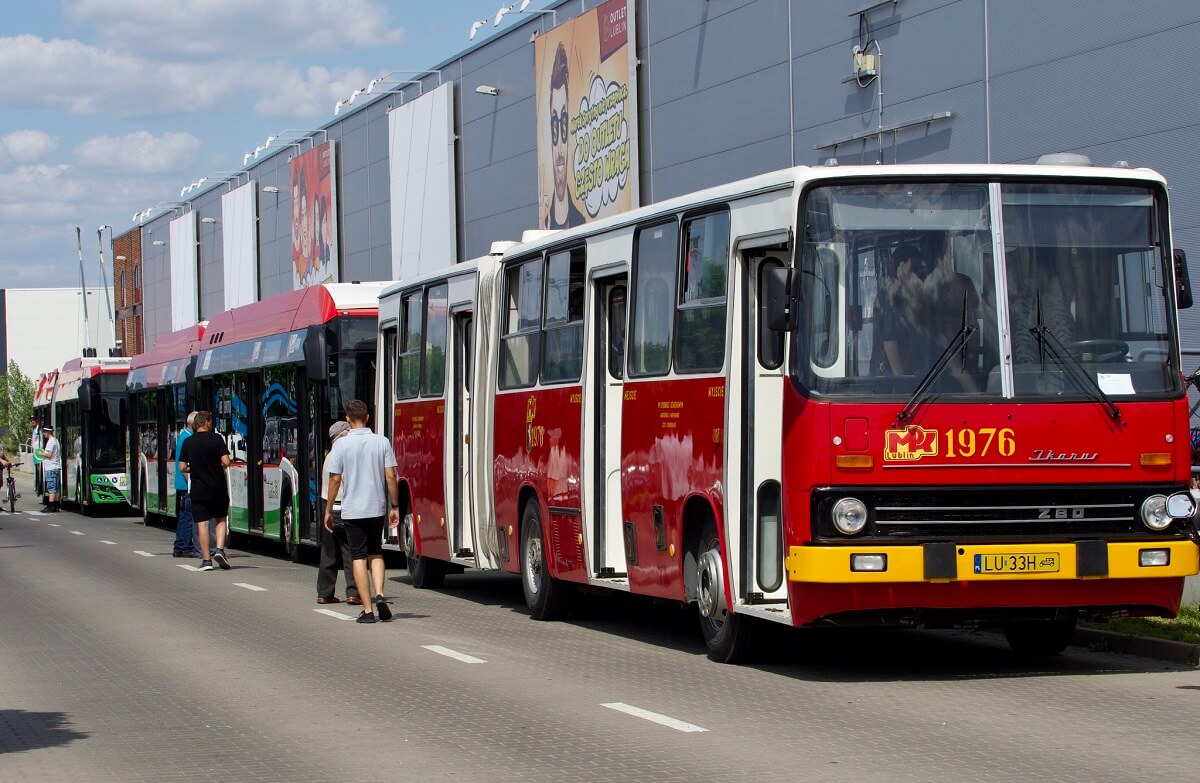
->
xmin=520 ymin=501 xmax=571 ymax=620
xmin=6 ymin=476 xmax=15 ymax=513
xmin=140 ymin=475 xmax=151 ymax=526
xmin=1002 ymin=615 xmax=1078 ymax=657
xmin=403 ymin=510 xmax=445 ymax=589
xmin=695 ymin=517 xmax=758 ymax=663
xmin=281 ymin=489 xmax=301 ymax=563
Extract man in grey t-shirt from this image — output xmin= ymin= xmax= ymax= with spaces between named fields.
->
xmin=323 ymin=399 xmax=399 ymax=624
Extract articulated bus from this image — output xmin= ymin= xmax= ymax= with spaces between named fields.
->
xmin=127 ymin=323 xmax=207 ymax=525
xmin=380 ymin=159 xmax=1199 ymax=662
xmin=42 ymin=357 xmax=132 ymax=513
xmin=194 ymin=282 xmax=385 ymax=559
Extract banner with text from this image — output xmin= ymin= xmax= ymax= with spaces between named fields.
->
xmin=290 ymin=141 xmax=339 ymax=290
xmin=534 ymin=0 xmax=637 ymax=230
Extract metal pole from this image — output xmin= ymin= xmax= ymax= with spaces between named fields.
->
xmin=97 ymin=227 xmax=117 ymax=353
xmin=75 ymin=227 xmax=92 ymax=353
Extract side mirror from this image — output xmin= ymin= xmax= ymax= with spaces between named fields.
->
xmin=765 ymin=267 xmax=800 ymax=332
xmin=1174 ymin=249 xmax=1193 ymax=309
xmin=78 ymin=380 xmax=94 ymax=412
xmin=304 ymin=326 xmax=328 ymax=382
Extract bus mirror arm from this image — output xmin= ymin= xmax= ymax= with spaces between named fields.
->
xmin=1174 ymin=249 xmax=1192 ymax=309
xmin=764 ymin=267 xmax=800 ymax=332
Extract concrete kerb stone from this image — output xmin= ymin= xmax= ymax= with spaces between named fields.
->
xmin=1073 ymin=626 xmax=1200 ymax=666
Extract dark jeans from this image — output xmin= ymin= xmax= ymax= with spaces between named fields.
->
xmin=317 ymin=507 xmax=358 ymax=599
xmin=173 ymin=491 xmax=195 ymax=555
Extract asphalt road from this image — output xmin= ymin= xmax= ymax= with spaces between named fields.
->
xmin=4 ymin=488 xmax=1200 ymax=782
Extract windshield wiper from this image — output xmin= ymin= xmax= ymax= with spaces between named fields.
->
xmin=897 ymin=300 xmax=977 ymax=422
xmin=1029 ymin=292 xmax=1121 ymax=420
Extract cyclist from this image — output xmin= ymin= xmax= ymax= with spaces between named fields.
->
xmin=0 ymin=443 xmax=12 ymax=513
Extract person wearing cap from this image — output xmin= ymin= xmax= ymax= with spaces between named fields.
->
xmin=29 ymin=415 xmax=43 ymax=497
xmin=323 ymin=399 xmax=400 ymax=624
xmin=316 ymin=420 xmax=360 ymax=605
xmin=172 ymin=412 xmax=199 ymax=558
xmin=39 ymin=424 xmax=61 ymax=513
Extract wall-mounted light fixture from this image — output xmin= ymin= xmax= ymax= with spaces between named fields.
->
xmin=115 ymin=256 xmax=127 ymax=261
xmin=469 ymin=18 xmax=487 ymax=39
xmin=152 ymin=240 xmax=165 ymax=246
xmin=200 ymin=217 xmax=217 ymax=224
xmin=475 ymin=85 xmax=500 ymax=96
xmin=495 ymin=2 xmax=557 ymax=31
xmin=261 ymin=186 xmax=280 ymax=194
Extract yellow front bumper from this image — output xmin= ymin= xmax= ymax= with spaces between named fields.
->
xmin=787 ymin=541 xmax=1199 ymax=584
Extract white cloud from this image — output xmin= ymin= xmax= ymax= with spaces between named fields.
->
xmin=65 ymin=0 xmax=405 ymax=59
xmin=1 ymin=130 xmax=58 ymax=164
xmin=254 ymin=65 xmax=371 ymax=118
xmin=75 ymin=131 xmax=202 ymax=174
xmin=0 ymin=35 xmax=264 ymax=116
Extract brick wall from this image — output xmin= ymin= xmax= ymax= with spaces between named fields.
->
xmin=113 ymin=227 xmax=143 ymax=356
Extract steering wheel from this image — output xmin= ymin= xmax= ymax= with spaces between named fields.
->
xmin=1065 ymin=339 xmax=1129 ymax=363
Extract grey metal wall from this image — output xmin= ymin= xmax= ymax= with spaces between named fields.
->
xmin=136 ymin=0 xmax=1200 ymax=356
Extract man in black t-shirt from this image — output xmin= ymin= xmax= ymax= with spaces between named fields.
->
xmin=179 ymin=411 xmax=233 ymax=571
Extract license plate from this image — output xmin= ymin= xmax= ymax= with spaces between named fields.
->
xmin=973 ymin=552 xmax=1060 ymax=575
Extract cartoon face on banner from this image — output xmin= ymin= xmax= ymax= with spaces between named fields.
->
xmin=535 ymin=0 xmax=637 ymax=230
xmin=290 ymin=141 xmax=339 ymax=290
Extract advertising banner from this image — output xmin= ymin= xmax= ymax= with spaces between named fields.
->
xmin=169 ymin=212 xmax=198 ymax=330
xmin=221 ymin=180 xmax=258 ymax=309
xmin=534 ymin=0 xmax=637 ymax=230
xmin=290 ymin=141 xmax=339 ymax=290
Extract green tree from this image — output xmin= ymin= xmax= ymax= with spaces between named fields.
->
xmin=0 ymin=361 xmax=36 ymax=455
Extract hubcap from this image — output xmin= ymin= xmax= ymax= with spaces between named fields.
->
xmin=402 ymin=513 xmax=415 ymax=559
xmin=697 ymin=545 xmax=727 ymax=621
xmin=283 ymin=506 xmax=293 ymax=543
xmin=525 ymin=534 xmax=543 ymax=595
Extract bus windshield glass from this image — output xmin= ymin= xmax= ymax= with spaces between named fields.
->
xmin=797 ymin=180 xmax=1177 ymax=400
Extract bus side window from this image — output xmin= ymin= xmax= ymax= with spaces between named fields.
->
xmin=424 ymin=283 xmax=449 ymax=397
xmin=398 ymin=292 xmax=423 ymax=399
xmin=542 ymin=248 xmax=585 ymax=383
xmin=677 ymin=211 xmax=729 ymax=373
xmin=500 ymin=259 xmax=543 ymax=389
xmin=758 ymin=258 xmax=784 ymax=369
xmin=630 ymin=221 xmax=679 ymax=377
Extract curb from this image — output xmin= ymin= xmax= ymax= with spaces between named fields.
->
xmin=1073 ymin=627 xmax=1200 ymax=666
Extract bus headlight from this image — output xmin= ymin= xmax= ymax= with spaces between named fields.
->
xmin=1140 ymin=495 xmax=1171 ymax=531
xmin=831 ymin=497 xmax=868 ymax=536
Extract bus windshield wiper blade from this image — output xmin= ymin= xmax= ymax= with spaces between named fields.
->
xmin=897 ymin=321 xmax=977 ymax=422
xmin=1030 ymin=323 xmax=1121 ymax=420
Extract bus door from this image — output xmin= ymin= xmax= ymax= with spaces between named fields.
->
xmin=155 ymin=389 xmax=171 ymax=512
xmin=593 ymin=274 xmax=628 ymax=577
xmin=246 ymin=372 xmax=265 ymax=535
xmin=739 ymin=247 xmax=790 ymax=605
xmin=451 ymin=312 xmax=474 ymax=559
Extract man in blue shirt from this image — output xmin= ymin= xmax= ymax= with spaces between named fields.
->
xmin=172 ymin=412 xmax=197 ymax=557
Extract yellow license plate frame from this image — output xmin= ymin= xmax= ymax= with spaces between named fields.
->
xmin=973 ymin=551 xmax=1061 ymax=575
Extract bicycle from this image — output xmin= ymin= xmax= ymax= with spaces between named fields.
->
xmin=1 ymin=463 xmax=18 ymax=513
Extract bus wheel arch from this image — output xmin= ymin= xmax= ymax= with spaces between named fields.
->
xmin=519 ymin=491 xmax=571 ymax=620
xmin=403 ymin=486 xmax=446 ymax=589
xmin=689 ymin=503 xmax=759 ymax=663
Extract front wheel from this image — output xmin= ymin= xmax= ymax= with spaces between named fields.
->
xmin=1002 ymin=615 xmax=1077 ymax=657
xmin=403 ymin=511 xmax=445 ymax=589
xmin=281 ymin=492 xmax=301 ymax=563
xmin=140 ymin=475 xmax=151 ymax=526
xmin=520 ymin=501 xmax=571 ymax=620
xmin=695 ymin=517 xmax=759 ymax=663
xmin=6 ymin=477 xmax=15 ymax=513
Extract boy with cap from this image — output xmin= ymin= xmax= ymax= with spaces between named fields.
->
xmin=39 ymin=424 xmax=61 ymax=513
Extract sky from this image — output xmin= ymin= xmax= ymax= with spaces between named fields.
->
xmin=0 ymin=0 xmax=548 ymax=290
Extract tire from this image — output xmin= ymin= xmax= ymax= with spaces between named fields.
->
xmin=6 ymin=478 xmax=15 ymax=513
xmin=140 ymin=475 xmax=151 ymax=526
xmin=403 ymin=510 xmax=445 ymax=589
xmin=1003 ymin=615 xmax=1077 ymax=657
xmin=281 ymin=488 xmax=301 ymax=563
xmin=695 ymin=517 xmax=758 ymax=663
xmin=520 ymin=501 xmax=571 ymax=620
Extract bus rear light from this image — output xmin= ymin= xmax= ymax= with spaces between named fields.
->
xmin=831 ymin=497 xmax=868 ymax=535
xmin=1139 ymin=549 xmax=1170 ymax=567
xmin=1140 ymin=452 xmax=1172 ymax=466
xmin=836 ymin=455 xmax=873 ymax=470
xmin=851 ymin=554 xmax=887 ymax=572
xmin=1140 ymin=495 xmax=1170 ymax=530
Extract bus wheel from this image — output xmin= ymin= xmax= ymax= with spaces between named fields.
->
xmin=281 ymin=493 xmax=301 ymax=563
xmin=1002 ymin=615 xmax=1077 ymax=657
xmin=139 ymin=475 xmax=149 ymax=525
xmin=404 ymin=511 xmax=445 ymax=589
xmin=696 ymin=518 xmax=758 ymax=663
xmin=520 ymin=501 xmax=571 ymax=620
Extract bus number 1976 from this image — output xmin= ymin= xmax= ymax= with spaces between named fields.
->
xmin=944 ymin=427 xmax=1015 ymax=458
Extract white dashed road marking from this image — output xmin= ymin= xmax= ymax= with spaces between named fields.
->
xmin=71 ymin=530 xmax=85 ymax=536
xmin=100 ymin=540 xmax=117 ymax=545
xmin=134 ymin=550 xmax=156 ymax=557
xmin=234 ymin=583 xmax=266 ymax=592
xmin=177 ymin=564 xmax=201 ymax=572
xmin=601 ymin=703 xmax=709 ymax=733
xmin=314 ymin=608 xmax=355 ymax=621
xmin=48 ymin=523 xmax=61 ymax=527
xmin=422 ymin=645 xmax=487 ymax=664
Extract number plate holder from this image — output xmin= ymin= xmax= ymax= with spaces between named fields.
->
xmin=973 ymin=552 xmax=1061 ymax=575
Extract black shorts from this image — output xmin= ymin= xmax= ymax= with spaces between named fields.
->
xmin=191 ymin=497 xmax=229 ymax=522
xmin=341 ymin=515 xmax=384 ymax=560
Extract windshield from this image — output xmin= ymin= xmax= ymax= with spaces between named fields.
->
xmin=797 ymin=180 xmax=1178 ymax=399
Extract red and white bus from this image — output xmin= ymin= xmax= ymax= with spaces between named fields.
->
xmin=127 ymin=323 xmax=207 ymax=525
xmin=379 ymin=159 xmax=1199 ymax=661
xmin=194 ymin=282 xmax=386 ymax=558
